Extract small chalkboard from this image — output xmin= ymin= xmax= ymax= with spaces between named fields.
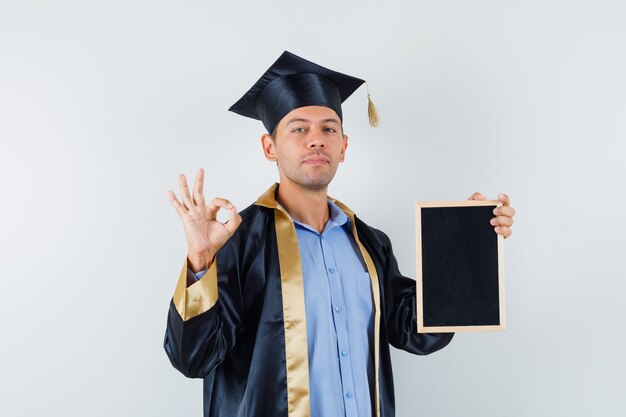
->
xmin=415 ymin=201 xmax=505 ymax=333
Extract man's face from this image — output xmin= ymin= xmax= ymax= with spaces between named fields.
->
xmin=262 ymin=105 xmax=348 ymax=190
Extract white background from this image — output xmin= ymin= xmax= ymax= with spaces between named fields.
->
xmin=1 ymin=1 xmax=625 ymax=416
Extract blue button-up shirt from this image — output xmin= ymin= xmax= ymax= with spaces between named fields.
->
xmin=192 ymin=200 xmax=375 ymax=417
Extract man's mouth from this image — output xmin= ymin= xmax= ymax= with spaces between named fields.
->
xmin=302 ymin=155 xmax=330 ymax=165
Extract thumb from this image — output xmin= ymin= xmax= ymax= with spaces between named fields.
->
xmin=468 ymin=191 xmax=487 ymax=201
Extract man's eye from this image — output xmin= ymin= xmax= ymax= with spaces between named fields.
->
xmin=325 ymin=127 xmax=337 ymax=133
xmin=292 ymin=127 xmax=306 ymax=133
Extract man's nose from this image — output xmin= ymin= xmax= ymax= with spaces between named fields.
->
xmin=306 ymin=130 xmax=326 ymax=148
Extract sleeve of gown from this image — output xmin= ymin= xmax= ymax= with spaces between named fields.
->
xmin=379 ymin=231 xmax=454 ymax=355
xmin=163 ymin=250 xmax=242 ymax=378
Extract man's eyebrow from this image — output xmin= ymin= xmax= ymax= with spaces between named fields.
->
xmin=286 ymin=117 xmax=341 ymax=125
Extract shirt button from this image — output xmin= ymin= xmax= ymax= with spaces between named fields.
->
xmin=341 ymin=350 xmax=348 ymax=357
xmin=328 ymin=267 xmax=335 ymax=273
xmin=335 ymin=306 xmax=342 ymax=313
xmin=346 ymin=392 xmax=353 ymax=398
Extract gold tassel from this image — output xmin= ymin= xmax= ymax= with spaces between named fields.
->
xmin=366 ymin=83 xmax=379 ymax=127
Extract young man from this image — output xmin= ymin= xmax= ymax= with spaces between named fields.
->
xmin=164 ymin=51 xmax=516 ymax=417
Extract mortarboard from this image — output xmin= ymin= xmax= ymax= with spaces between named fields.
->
xmin=229 ymin=50 xmax=378 ymax=134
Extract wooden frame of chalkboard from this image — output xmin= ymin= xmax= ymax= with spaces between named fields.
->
xmin=415 ymin=200 xmax=505 ymax=333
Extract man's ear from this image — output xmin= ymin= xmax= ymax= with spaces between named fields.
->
xmin=339 ymin=134 xmax=348 ymax=162
xmin=261 ymin=133 xmax=277 ymax=162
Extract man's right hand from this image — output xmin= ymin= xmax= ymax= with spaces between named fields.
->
xmin=167 ymin=168 xmax=242 ymax=273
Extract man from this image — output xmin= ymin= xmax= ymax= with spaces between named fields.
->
xmin=164 ymin=51 xmax=516 ymax=417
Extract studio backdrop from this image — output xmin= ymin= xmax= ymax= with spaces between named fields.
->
xmin=1 ymin=1 xmax=624 ymax=416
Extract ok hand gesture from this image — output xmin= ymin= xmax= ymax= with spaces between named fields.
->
xmin=167 ymin=168 xmax=242 ymax=272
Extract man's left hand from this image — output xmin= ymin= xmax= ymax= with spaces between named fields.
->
xmin=468 ymin=192 xmax=515 ymax=239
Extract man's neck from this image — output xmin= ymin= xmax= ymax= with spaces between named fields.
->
xmin=275 ymin=180 xmax=329 ymax=233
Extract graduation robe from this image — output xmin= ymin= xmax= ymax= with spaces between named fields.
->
xmin=164 ymin=184 xmax=454 ymax=417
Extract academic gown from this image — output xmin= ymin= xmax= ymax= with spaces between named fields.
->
xmin=164 ymin=184 xmax=454 ymax=417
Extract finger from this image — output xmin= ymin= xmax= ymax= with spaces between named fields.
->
xmin=495 ymin=226 xmax=512 ymax=239
xmin=224 ymin=206 xmax=242 ymax=235
xmin=206 ymin=197 xmax=235 ymax=219
xmin=493 ymin=206 xmax=516 ymax=218
xmin=179 ymin=174 xmax=194 ymax=209
xmin=490 ymin=216 xmax=514 ymax=227
xmin=468 ymin=192 xmax=487 ymax=201
xmin=167 ymin=190 xmax=187 ymax=218
xmin=192 ymin=168 xmax=206 ymax=207
xmin=498 ymin=193 xmax=510 ymax=206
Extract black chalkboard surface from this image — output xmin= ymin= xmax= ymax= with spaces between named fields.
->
xmin=416 ymin=201 xmax=505 ymax=333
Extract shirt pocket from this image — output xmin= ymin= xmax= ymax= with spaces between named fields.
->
xmin=354 ymin=271 xmax=374 ymax=330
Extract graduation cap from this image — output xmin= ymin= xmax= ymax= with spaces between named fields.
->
xmin=229 ymin=50 xmax=379 ymax=134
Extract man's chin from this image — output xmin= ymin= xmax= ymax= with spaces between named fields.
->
xmin=280 ymin=167 xmax=338 ymax=191
xmin=295 ymin=175 xmax=335 ymax=190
